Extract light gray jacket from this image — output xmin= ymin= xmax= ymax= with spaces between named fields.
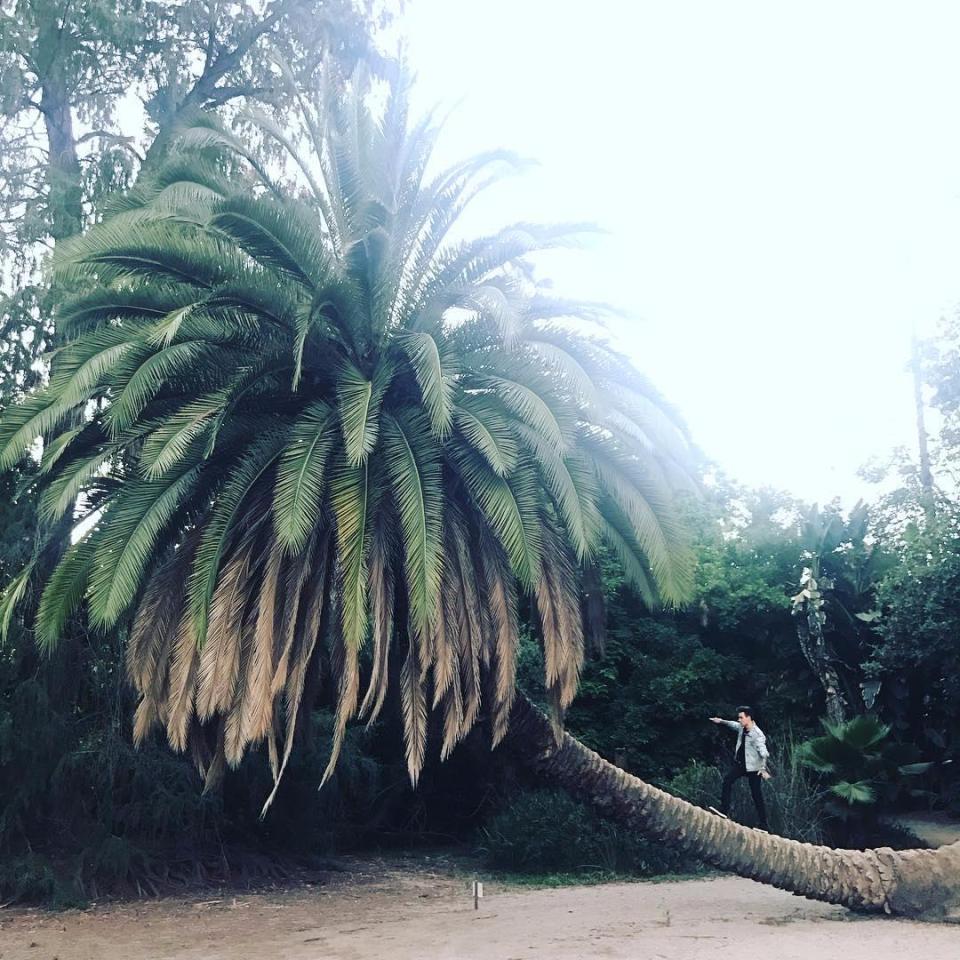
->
xmin=722 ymin=720 xmax=769 ymax=773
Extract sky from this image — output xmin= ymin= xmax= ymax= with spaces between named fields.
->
xmin=396 ymin=0 xmax=960 ymax=505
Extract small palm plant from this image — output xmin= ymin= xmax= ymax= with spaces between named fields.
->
xmin=0 ymin=73 xmax=696 ymax=809
xmin=796 ymin=714 xmax=932 ymax=845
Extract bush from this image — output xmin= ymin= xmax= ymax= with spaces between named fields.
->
xmin=0 ymin=854 xmax=84 ymax=910
xmin=477 ymin=789 xmax=696 ymax=878
xmin=795 ymin=714 xmax=933 ymax=847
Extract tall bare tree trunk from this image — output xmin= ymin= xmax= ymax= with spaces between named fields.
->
xmin=507 ymin=695 xmax=960 ymax=920
xmin=791 ymin=569 xmax=851 ymax=723
xmin=40 ymin=94 xmax=83 ymax=243
xmin=794 ymin=611 xmax=849 ymax=724
xmin=38 ymin=44 xmax=84 ymax=245
xmin=912 ymin=330 xmax=935 ymax=523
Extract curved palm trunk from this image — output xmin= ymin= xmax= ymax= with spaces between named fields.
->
xmin=507 ymin=695 xmax=960 ymax=921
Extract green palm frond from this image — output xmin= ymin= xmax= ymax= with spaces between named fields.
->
xmin=337 ymin=357 xmax=393 ymax=465
xmin=106 ymin=154 xmax=232 ymax=216
xmin=381 ymin=411 xmax=443 ymax=636
xmin=87 ymin=466 xmax=204 ymax=629
xmin=57 ymin=285 xmax=197 ymax=337
xmin=330 ymin=452 xmax=374 ymax=652
xmin=37 ymin=427 xmax=81 ymax=476
xmin=514 ymin=423 xmax=600 ymax=561
xmin=830 ymin=780 xmax=877 ymax=806
xmin=452 ymin=443 xmax=543 ymax=586
xmin=209 ymin=194 xmax=331 ymax=287
xmin=273 ymin=401 xmax=337 ymax=552
xmin=187 ymin=432 xmax=286 ymax=645
xmin=56 ymin=220 xmax=248 ymax=291
xmin=139 ymin=393 xmax=225 ymax=479
xmin=38 ymin=424 xmax=153 ymax=522
xmin=106 ymin=341 xmax=214 ymax=437
xmin=586 ymin=432 xmax=694 ymax=604
xmin=452 ymin=395 xmax=518 ymax=476
xmin=0 ymin=562 xmax=35 ymax=642
xmin=398 ymin=331 xmax=456 ymax=438
xmin=36 ymin=537 xmax=98 ymax=653
xmin=482 ymin=374 xmax=568 ymax=452
xmin=598 ymin=511 xmax=658 ymax=608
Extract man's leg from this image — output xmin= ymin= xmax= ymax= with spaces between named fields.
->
xmin=720 ymin=767 xmax=743 ymax=816
xmin=748 ymin=772 xmax=768 ymax=829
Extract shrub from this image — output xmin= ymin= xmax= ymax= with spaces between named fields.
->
xmin=795 ymin=714 xmax=932 ymax=847
xmin=0 ymin=854 xmax=84 ymax=909
xmin=477 ymin=789 xmax=695 ymax=878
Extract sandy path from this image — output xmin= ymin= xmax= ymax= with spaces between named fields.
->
xmin=893 ymin=813 xmax=960 ymax=849
xmin=1 ymin=858 xmax=958 ymax=960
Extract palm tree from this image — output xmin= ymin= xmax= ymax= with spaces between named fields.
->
xmin=0 ymin=72 xmax=956 ymax=919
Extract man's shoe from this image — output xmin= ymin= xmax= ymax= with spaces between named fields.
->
xmin=707 ymin=806 xmax=730 ymax=820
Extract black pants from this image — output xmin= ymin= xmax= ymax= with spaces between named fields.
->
xmin=720 ymin=766 xmax=768 ymax=829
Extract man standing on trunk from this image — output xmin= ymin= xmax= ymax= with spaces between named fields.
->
xmin=709 ymin=706 xmax=771 ymax=830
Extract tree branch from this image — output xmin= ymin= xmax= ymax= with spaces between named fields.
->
xmin=74 ymin=131 xmax=144 ymax=161
xmin=183 ymin=0 xmax=305 ymax=108
xmin=202 ymin=84 xmax=277 ymax=107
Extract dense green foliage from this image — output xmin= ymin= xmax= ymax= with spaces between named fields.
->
xmin=869 ymin=507 xmax=960 ymax=801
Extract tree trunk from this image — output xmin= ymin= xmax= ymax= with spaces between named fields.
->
xmin=39 ymin=70 xmax=84 ymax=244
xmin=911 ymin=330 xmax=936 ymax=522
xmin=794 ymin=613 xmax=850 ymax=724
xmin=506 ymin=695 xmax=960 ymax=921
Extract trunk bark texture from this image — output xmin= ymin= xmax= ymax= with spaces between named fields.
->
xmin=40 ymin=70 xmax=83 ymax=243
xmin=793 ymin=613 xmax=850 ymax=725
xmin=507 ymin=695 xmax=960 ymax=921
xmin=911 ymin=331 xmax=935 ymax=522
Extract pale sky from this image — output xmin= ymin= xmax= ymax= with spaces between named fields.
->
xmin=398 ymin=0 xmax=960 ymax=505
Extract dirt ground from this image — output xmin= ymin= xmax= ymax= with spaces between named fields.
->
xmin=1 ymin=854 xmax=958 ymax=960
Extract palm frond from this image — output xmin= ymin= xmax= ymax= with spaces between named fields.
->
xmin=451 ymin=443 xmax=542 ymax=586
xmin=359 ymin=516 xmax=394 ymax=725
xmin=452 ymin=395 xmax=518 ymax=476
xmin=87 ymin=466 xmax=204 ymax=629
xmin=36 ymin=538 xmax=98 ymax=653
xmin=397 ymin=331 xmax=456 ymax=437
xmin=329 ymin=452 xmax=373 ymax=654
xmin=106 ymin=341 xmax=213 ymax=437
xmin=195 ymin=528 xmax=258 ymax=721
xmin=272 ymin=401 xmax=337 ymax=552
xmin=209 ymin=194 xmax=330 ymax=287
xmin=0 ymin=562 xmax=35 ymax=643
xmin=400 ymin=637 xmax=428 ymax=785
xmin=187 ymin=437 xmax=284 ymax=646
xmin=336 ymin=358 xmax=392 ymax=466
xmin=381 ymin=411 xmax=443 ymax=638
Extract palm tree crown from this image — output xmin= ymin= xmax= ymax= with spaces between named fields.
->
xmin=0 ymin=72 xmax=695 ymax=808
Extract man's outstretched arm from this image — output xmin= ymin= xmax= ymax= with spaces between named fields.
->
xmin=709 ymin=717 xmax=741 ymax=731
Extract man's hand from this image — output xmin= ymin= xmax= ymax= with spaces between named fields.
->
xmin=709 ymin=717 xmax=723 ymax=724
xmin=760 ymin=770 xmax=772 ymax=781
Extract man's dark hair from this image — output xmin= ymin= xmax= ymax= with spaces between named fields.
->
xmin=736 ymin=705 xmax=754 ymax=718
